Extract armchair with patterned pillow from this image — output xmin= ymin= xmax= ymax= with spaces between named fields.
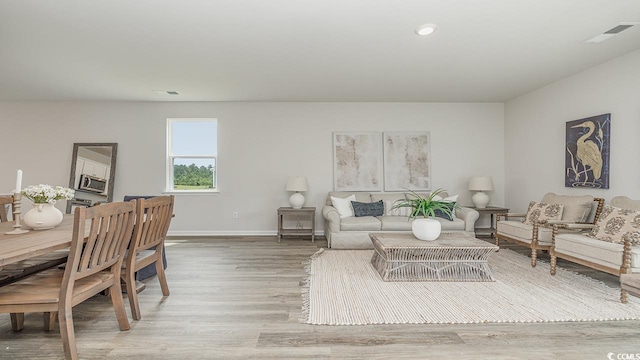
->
xmin=549 ymin=196 xmax=640 ymax=303
xmin=495 ymin=193 xmax=604 ymax=267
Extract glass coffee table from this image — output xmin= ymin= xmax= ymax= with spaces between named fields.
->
xmin=369 ymin=232 xmax=498 ymax=282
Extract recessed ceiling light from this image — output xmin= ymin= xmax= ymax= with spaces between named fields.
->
xmin=415 ymin=23 xmax=437 ymax=36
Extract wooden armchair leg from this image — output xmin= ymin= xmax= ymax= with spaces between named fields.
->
xmin=530 ymin=248 xmax=538 ymax=267
xmin=10 ymin=313 xmax=24 ymax=331
xmin=44 ymin=312 xmax=57 ymax=332
xmin=550 ymin=253 xmax=557 ymax=275
xmin=621 ymin=289 xmax=628 ymax=304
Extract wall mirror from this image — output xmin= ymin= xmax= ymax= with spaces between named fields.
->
xmin=66 ymin=143 xmax=118 ymax=214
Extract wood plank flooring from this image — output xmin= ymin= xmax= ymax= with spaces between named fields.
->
xmin=1 ymin=236 xmax=639 ymax=359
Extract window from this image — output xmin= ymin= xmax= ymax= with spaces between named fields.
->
xmin=166 ymin=119 xmax=217 ymax=192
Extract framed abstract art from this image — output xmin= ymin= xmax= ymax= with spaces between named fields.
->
xmin=333 ymin=132 xmax=383 ymax=191
xmin=383 ymin=132 xmax=431 ymax=191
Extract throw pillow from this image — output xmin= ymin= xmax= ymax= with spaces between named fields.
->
xmin=429 ymin=194 xmax=458 ymax=221
xmin=387 ymin=200 xmax=412 ymax=217
xmin=330 ymin=194 xmax=356 ymax=218
xmin=431 ymin=194 xmax=459 ymax=203
xmin=587 ymin=205 xmax=640 ymax=245
xmin=433 ymin=202 xmax=456 ymax=221
xmin=523 ymin=201 xmax=564 ymax=225
xmin=351 ymin=200 xmax=384 ymax=217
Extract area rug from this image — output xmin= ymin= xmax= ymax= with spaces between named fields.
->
xmin=301 ymin=248 xmax=640 ymax=325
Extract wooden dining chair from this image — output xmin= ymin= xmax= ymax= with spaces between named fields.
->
xmin=122 ymin=195 xmax=174 ymax=320
xmin=0 ymin=195 xmax=14 ymax=222
xmin=2 ymin=195 xmax=68 ymax=326
xmin=0 ymin=200 xmax=137 ymax=360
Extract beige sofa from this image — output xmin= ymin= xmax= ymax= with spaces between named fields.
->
xmin=550 ymin=196 xmax=640 ymax=287
xmin=322 ymin=191 xmax=479 ymax=249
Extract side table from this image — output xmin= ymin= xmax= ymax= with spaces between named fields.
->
xmin=277 ymin=207 xmax=315 ymax=242
xmin=467 ymin=206 xmax=509 ymax=238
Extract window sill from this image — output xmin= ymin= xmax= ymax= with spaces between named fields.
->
xmin=163 ymin=190 xmax=220 ymax=196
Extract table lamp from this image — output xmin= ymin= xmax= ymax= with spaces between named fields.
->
xmin=286 ymin=176 xmax=308 ymax=209
xmin=468 ymin=176 xmax=493 ymax=208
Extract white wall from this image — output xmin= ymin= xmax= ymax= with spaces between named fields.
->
xmin=504 ymin=49 xmax=640 ymax=213
xmin=1 ymin=102 xmax=504 ymax=235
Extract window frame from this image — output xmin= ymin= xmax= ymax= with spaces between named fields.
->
xmin=165 ymin=118 xmax=218 ymax=194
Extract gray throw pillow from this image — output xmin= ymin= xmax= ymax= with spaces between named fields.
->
xmin=351 ymin=200 xmax=384 ymax=217
xmin=433 ymin=202 xmax=456 ymax=221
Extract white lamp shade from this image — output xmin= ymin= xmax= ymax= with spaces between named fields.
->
xmin=468 ymin=176 xmax=493 ymax=191
xmin=286 ymin=176 xmax=308 ymax=192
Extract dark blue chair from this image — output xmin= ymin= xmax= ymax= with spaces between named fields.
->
xmin=123 ymin=196 xmax=168 ymax=281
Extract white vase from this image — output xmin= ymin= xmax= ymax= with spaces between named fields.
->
xmin=411 ymin=218 xmax=441 ymax=241
xmin=23 ymin=203 xmax=64 ymax=230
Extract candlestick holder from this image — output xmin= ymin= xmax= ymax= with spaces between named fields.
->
xmin=5 ymin=192 xmax=29 ymax=235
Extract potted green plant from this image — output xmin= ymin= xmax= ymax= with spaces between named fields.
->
xmin=391 ymin=188 xmax=457 ymax=241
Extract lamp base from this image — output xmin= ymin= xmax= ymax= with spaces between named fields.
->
xmin=289 ymin=192 xmax=305 ymax=209
xmin=472 ymin=191 xmax=490 ymax=208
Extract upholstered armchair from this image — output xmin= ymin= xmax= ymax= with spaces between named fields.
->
xmin=495 ymin=193 xmax=604 ymax=267
xmin=549 ymin=196 xmax=640 ymax=303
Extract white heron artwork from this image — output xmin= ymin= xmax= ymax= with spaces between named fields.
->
xmin=565 ymin=114 xmax=610 ymax=189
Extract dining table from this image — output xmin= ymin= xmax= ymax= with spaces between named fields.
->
xmin=0 ymin=215 xmax=74 ymax=269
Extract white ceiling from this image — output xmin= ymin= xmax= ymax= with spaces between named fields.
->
xmin=1 ymin=0 xmax=639 ymax=102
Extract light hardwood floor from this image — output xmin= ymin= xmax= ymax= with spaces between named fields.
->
xmin=1 ymin=237 xmax=639 ymax=359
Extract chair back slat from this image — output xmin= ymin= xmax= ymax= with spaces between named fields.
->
xmin=132 ymin=196 xmax=174 ymax=253
xmin=66 ymin=201 xmax=136 ymax=283
xmin=0 ymin=195 xmax=14 ymax=222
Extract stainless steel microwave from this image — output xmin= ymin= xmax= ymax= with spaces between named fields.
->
xmin=78 ymin=174 xmax=107 ymax=193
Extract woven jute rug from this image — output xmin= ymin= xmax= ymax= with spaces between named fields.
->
xmin=301 ymin=248 xmax=640 ymax=325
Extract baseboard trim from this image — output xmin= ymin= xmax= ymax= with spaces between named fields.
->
xmin=167 ymin=230 xmax=325 ymax=237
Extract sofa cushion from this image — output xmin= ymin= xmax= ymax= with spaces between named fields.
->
xmin=377 ymin=216 xmax=465 ymax=231
xmin=331 ymin=194 xmax=356 ymax=218
xmin=351 ymin=200 xmax=384 ymax=217
xmin=378 ymin=216 xmax=413 ymax=231
xmin=588 ymin=205 xmax=640 ymax=244
xmin=541 ymin=193 xmax=594 ymax=223
xmin=555 ymin=232 xmax=640 ymax=269
xmin=370 ymin=193 xmax=407 ymax=216
xmin=523 ymin=201 xmax=563 ymax=225
xmin=497 ymin=220 xmax=553 ymax=245
xmin=340 ymin=216 xmax=381 ymax=231
xmin=436 ymin=216 xmax=465 ymax=231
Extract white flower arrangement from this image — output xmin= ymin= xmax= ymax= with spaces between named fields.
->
xmin=21 ymin=184 xmax=75 ymax=204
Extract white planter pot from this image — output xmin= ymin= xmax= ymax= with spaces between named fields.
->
xmin=23 ymin=203 xmax=63 ymax=230
xmin=411 ymin=218 xmax=441 ymax=241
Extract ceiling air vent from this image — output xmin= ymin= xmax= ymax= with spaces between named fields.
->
xmin=153 ymin=90 xmax=180 ymax=95
xmin=584 ymin=22 xmax=639 ymax=43
xmin=604 ymin=24 xmax=634 ymax=34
